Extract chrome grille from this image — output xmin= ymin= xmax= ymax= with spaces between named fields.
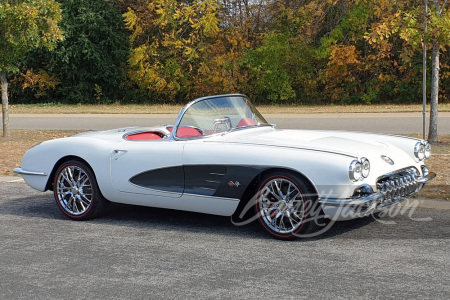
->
xmin=376 ymin=167 xmax=422 ymax=205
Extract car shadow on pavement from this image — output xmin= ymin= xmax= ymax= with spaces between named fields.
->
xmin=1 ymin=191 xmax=446 ymax=240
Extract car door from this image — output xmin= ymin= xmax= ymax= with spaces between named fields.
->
xmin=110 ymin=140 xmax=185 ymax=198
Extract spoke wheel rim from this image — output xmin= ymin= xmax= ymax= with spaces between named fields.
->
xmin=56 ymin=165 xmax=93 ymax=216
xmin=258 ymin=178 xmax=305 ymax=234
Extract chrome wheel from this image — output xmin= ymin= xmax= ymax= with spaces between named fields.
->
xmin=56 ymin=165 xmax=93 ymax=216
xmin=257 ymin=177 xmax=306 ymax=235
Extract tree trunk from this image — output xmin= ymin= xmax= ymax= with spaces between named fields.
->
xmin=1 ymin=71 xmax=10 ymax=138
xmin=428 ymin=0 xmax=441 ymax=143
xmin=428 ymin=41 xmax=439 ymax=142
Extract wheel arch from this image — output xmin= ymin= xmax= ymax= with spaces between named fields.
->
xmin=45 ymin=155 xmax=97 ymax=191
xmin=232 ymin=167 xmax=319 ymax=220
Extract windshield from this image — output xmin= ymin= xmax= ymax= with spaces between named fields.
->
xmin=174 ymin=95 xmax=269 ymax=138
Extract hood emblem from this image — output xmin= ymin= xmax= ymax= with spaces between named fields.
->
xmin=381 ymin=155 xmax=394 ymax=165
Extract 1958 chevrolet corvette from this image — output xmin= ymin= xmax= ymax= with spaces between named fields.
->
xmin=15 ymin=94 xmax=435 ymax=239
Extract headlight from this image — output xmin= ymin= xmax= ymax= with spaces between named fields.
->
xmin=349 ymin=157 xmax=370 ymax=182
xmin=424 ymin=142 xmax=431 ymax=159
xmin=361 ymin=157 xmax=370 ymax=178
xmin=414 ymin=141 xmax=431 ymax=161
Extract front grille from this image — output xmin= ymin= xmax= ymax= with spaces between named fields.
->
xmin=376 ymin=167 xmax=422 ymax=205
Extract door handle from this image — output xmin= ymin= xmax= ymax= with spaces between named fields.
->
xmin=113 ymin=149 xmax=127 ymax=160
xmin=114 ymin=149 xmax=127 ymax=153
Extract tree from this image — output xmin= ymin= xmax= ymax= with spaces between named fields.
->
xmin=20 ymin=0 xmax=129 ymax=104
xmin=124 ymin=0 xmax=221 ymax=102
xmin=366 ymin=0 xmax=450 ymax=142
xmin=44 ymin=0 xmax=129 ymax=104
xmin=0 ymin=0 xmax=63 ymax=137
xmin=428 ymin=0 xmax=449 ymax=142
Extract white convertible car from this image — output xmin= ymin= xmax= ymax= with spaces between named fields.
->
xmin=15 ymin=94 xmax=435 ymax=239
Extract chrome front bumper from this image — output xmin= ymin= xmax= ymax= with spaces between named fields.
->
xmin=319 ymin=171 xmax=436 ymax=221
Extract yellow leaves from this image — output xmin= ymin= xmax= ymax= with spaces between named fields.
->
xmin=128 ymin=44 xmax=149 ymax=66
xmin=442 ymin=70 xmax=450 ymax=80
xmin=329 ymin=45 xmax=360 ymax=67
xmin=123 ymin=8 xmax=143 ymax=43
xmin=374 ymin=0 xmax=394 ymax=18
xmin=378 ymin=73 xmax=393 ymax=83
xmin=125 ymin=0 xmax=223 ymax=101
xmin=22 ymin=69 xmax=60 ymax=98
xmin=212 ymin=76 xmax=222 ymax=83
xmin=325 ymin=45 xmax=361 ymax=97
xmin=155 ymin=78 xmax=167 ymax=92
xmin=399 ymin=47 xmax=415 ymax=65
xmin=184 ymin=47 xmax=193 ymax=56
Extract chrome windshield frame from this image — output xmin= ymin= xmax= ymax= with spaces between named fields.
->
xmin=169 ymin=94 xmax=267 ymax=141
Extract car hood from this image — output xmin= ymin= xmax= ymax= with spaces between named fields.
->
xmin=224 ymin=127 xmax=414 ymax=162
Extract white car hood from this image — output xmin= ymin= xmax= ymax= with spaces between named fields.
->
xmin=225 ymin=128 xmax=395 ymax=157
xmin=222 ymin=128 xmax=419 ymax=174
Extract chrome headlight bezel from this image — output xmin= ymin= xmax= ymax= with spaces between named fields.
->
xmin=424 ymin=142 xmax=431 ymax=159
xmin=414 ymin=141 xmax=431 ymax=161
xmin=361 ymin=157 xmax=370 ymax=178
xmin=349 ymin=157 xmax=370 ymax=182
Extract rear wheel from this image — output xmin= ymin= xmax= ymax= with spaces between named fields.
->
xmin=53 ymin=160 xmax=106 ymax=220
xmin=255 ymin=172 xmax=321 ymax=240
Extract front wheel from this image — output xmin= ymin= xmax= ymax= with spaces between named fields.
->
xmin=53 ymin=160 xmax=107 ymax=220
xmin=255 ymin=172 xmax=323 ymax=240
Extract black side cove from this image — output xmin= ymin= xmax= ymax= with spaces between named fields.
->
xmin=130 ymin=165 xmax=268 ymax=199
xmin=130 ymin=166 xmax=184 ymax=194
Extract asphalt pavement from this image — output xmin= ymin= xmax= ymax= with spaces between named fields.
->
xmin=1 ymin=182 xmax=449 ymax=299
xmin=4 ymin=112 xmax=450 ymax=134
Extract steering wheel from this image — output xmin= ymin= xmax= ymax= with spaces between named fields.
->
xmin=213 ymin=116 xmax=232 ymax=133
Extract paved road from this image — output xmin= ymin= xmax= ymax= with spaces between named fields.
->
xmin=5 ymin=112 xmax=450 ymax=134
xmin=1 ymin=182 xmax=449 ymax=299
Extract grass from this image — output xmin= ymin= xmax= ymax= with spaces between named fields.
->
xmin=1 ymin=130 xmax=448 ymax=200
xmin=9 ymin=102 xmax=450 ymax=115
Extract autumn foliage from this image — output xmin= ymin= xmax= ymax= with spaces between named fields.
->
xmin=8 ymin=0 xmax=450 ymax=105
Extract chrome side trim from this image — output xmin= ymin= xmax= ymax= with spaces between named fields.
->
xmin=13 ymin=168 xmax=47 ymax=176
xmin=182 ymin=192 xmax=240 ymax=201
xmin=127 ymin=181 xmax=183 ymax=196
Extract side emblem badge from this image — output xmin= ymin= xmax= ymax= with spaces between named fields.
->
xmin=381 ymin=155 xmax=394 ymax=165
xmin=228 ymin=181 xmax=241 ymax=187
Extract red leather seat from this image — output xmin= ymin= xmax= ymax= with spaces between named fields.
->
xmin=125 ymin=132 xmax=164 ymax=140
xmin=177 ymin=127 xmax=203 ymax=138
xmin=237 ymin=118 xmax=258 ymax=127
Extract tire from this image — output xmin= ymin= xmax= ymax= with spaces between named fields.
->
xmin=254 ymin=171 xmax=322 ymax=240
xmin=53 ymin=160 xmax=107 ymax=220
